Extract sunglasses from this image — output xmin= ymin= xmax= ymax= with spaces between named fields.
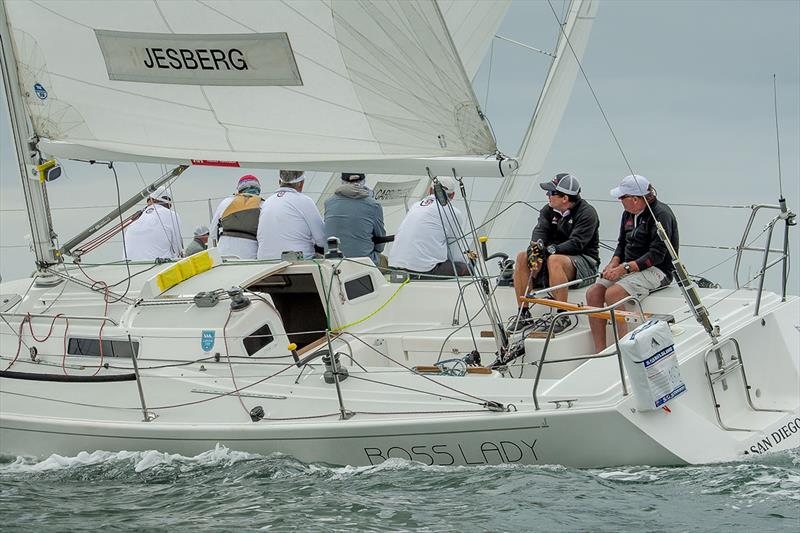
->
xmin=547 ymin=190 xmax=565 ymax=197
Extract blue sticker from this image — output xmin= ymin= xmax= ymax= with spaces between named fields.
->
xmin=33 ymin=83 xmax=48 ymax=100
xmin=201 ymin=330 xmax=215 ymax=352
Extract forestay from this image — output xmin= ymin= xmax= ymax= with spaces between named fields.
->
xmin=3 ymin=0 xmax=497 ymax=170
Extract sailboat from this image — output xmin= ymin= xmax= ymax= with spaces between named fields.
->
xmin=1 ymin=0 xmax=797 ymax=467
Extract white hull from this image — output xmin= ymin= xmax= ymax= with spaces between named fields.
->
xmin=2 ymin=260 xmax=798 ymax=467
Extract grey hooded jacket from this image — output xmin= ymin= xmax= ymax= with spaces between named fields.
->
xmin=324 ymin=184 xmax=386 ymax=265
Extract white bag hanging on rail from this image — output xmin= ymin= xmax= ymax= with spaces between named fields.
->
xmin=619 ymin=319 xmax=686 ymax=411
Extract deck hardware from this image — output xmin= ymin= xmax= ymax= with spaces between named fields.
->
xmin=128 ymin=334 xmax=157 ymax=422
xmin=227 ymin=287 xmax=251 ymax=311
xmin=531 ymin=296 xmax=640 ymax=409
xmin=249 ymin=405 xmax=265 ymax=422
xmin=193 ymin=291 xmax=219 ymax=308
xmin=483 ymin=401 xmax=506 ymax=412
xmin=325 ymin=330 xmax=354 ymax=420
xmin=704 ymin=337 xmax=785 ymax=431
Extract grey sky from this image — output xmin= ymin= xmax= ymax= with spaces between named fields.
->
xmin=2 ymin=0 xmax=798 ymax=292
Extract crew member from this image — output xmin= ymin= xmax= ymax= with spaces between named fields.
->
xmin=184 ymin=225 xmax=209 ymax=256
xmin=508 ymin=173 xmax=600 ymax=332
xmin=257 ymin=170 xmax=326 ymax=260
xmin=389 ymin=175 xmax=469 ymax=278
xmin=324 ymin=172 xmax=387 ymax=267
xmin=123 ymin=186 xmax=182 ymax=261
xmin=210 ymin=175 xmax=264 ymax=259
xmin=587 ymin=175 xmax=679 ymax=352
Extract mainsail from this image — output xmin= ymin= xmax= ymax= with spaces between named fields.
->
xmin=3 ymin=0 xmax=501 ymax=173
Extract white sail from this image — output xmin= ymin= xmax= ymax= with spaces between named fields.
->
xmin=315 ymin=0 xmax=511 ymax=218
xmin=2 ymin=0 xmax=497 ymax=170
xmin=482 ymin=0 xmax=598 ymax=242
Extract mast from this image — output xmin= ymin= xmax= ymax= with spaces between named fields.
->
xmin=0 ymin=1 xmax=58 ymax=268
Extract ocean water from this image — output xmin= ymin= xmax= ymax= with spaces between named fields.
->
xmin=1 ymin=446 xmax=798 ymax=532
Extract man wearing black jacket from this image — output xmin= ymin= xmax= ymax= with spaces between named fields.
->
xmin=587 ymin=174 xmax=679 ymax=352
xmin=509 ymin=173 xmax=600 ymax=331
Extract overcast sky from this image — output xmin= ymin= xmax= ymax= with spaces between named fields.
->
xmin=2 ymin=0 xmax=798 ymax=292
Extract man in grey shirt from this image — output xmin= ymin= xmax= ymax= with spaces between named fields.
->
xmin=324 ymin=172 xmax=386 ymax=266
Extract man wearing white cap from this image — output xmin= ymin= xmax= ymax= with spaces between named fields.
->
xmin=587 ymin=174 xmax=679 ymax=352
xmin=257 ymin=170 xmax=326 ymax=260
xmin=184 ymin=225 xmax=209 ymax=256
xmin=508 ymin=173 xmax=600 ymax=332
xmin=389 ymin=176 xmax=469 ymax=278
xmin=123 ymin=186 xmax=183 ymax=261
xmin=210 ymin=174 xmax=264 ymax=259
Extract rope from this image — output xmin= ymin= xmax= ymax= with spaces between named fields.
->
xmin=331 ymin=278 xmax=410 ymax=332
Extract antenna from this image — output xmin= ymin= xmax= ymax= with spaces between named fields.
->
xmin=772 ymin=74 xmax=786 ymax=211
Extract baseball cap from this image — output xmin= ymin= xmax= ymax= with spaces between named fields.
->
xmin=279 ymin=170 xmax=305 ymax=184
xmin=237 ymin=174 xmax=261 ymax=193
xmin=149 ymin=186 xmax=172 ymax=203
xmin=539 ymin=173 xmax=581 ymax=196
xmin=194 ymin=225 xmax=210 ymax=237
xmin=341 ymin=172 xmax=366 ymax=182
xmin=610 ymin=174 xmax=651 ymax=198
xmin=435 ymin=175 xmax=457 ymax=194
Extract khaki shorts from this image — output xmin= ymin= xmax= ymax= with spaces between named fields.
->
xmin=595 ymin=267 xmax=667 ymax=300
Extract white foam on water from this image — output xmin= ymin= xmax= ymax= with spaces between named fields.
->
xmin=0 ymin=443 xmax=259 ymax=474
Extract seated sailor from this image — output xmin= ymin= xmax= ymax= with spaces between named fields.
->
xmin=324 ymin=172 xmax=387 ymax=267
xmin=184 ymin=225 xmax=209 ymax=256
xmin=257 ymin=170 xmax=326 ymax=260
xmin=389 ymin=175 xmax=469 ymax=278
xmin=123 ymin=186 xmax=182 ymax=261
xmin=210 ymin=174 xmax=264 ymax=259
xmin=587 ymin=175 xmax=679 ymax=352
xmin=509 ymin=173 xmax=600 ymax=332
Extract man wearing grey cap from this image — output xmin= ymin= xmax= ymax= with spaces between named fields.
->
xmin=324 ymin=172 xmax=387 ymax=267
xmin=587 ymin=174 xmax=679 ymax=352
xmin=184 ymin=225 xmax=209 ymax=256
xmin=509 ymin=173 xmax=600 ymax=332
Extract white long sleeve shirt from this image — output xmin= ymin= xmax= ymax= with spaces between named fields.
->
xmin=257 ymin=187 xmax=326 ymax=260
xmin=123 ymin=204 xmax=182 ymax=261
xmin=389 ymin=195 xmax=466 ymax=272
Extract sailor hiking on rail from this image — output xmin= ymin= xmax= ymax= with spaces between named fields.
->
xmin=508 ymin=173 xmax=600 ymax=333
xmin=587 ymin=174 xmax=679 ymax=352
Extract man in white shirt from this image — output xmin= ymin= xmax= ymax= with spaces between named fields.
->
xmin=123 ymin=186 xmax=182 ymax=261
xmin=257 ymin=170 xmax=326 ymax=260
xmin=389 ymin=175 xmax=469 ymax=277
xmin=210 ymin=174 xmax=264 ymax=259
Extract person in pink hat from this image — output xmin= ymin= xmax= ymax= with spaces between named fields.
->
xmin=209 ymin=174 xmax=264 ymax=259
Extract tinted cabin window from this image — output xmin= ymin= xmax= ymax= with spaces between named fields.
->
xmin=67 ymin=338 xmax=139 ymax=357
xmin=243 ymin=323 xmax=274 ymax=355
xmin=344 ymin=275 xmax=374 ymax=300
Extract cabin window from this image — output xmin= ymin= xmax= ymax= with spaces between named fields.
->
xmin=67 ymin=338 xmax=139 ymax=358
xmin=243 ymin=323 xmax=274 ymax=355
xmin=344 ymin=275 xmax=374 ymax=300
